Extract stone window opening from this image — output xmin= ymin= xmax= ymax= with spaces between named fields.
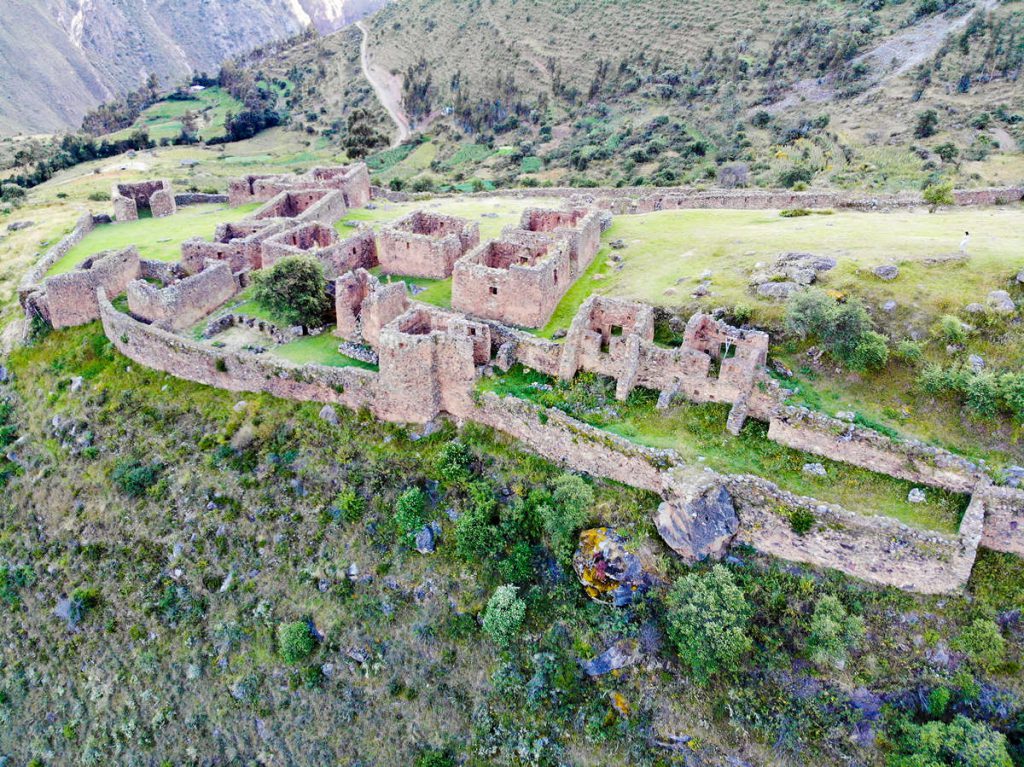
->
xmin=490 ymin=286 xmax=498 ymax=296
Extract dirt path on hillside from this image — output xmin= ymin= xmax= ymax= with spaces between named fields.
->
xmin=766 ymin=0 xmax=999 ymax=113
xmin=357 ymin=20 xmax=411 ymax=147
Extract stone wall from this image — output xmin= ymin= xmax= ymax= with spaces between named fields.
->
xmin=42 ymin=247 xmax=141 ymax=329
xmin=512 ymin=207 xmax=603 ymax=274
xmin=127 ymin=260 xmax=237 ymax=331
xmin=112 ymin=180 xmax=176 ymax=221
xmin=378 ymin=211 xmax=480 ymax=279
xmin=461 ymin=185 xmax=1024 ymax=212
xmin=335 ymin=269 xmax=408 ymax=347
xmin=977 ymin=483 xmax=1024 ymax=556
xmin=251 ymin=189 xmax=347 ymax=225
xmin=767 ymin=407 xmax=983 ymax=493
xmin=308 ymin=164 xmax=373 ymax=208
xmin=262 ymin=225 xmax=377 ymax=278
xmin=181 ymin=221 xmax=288 ymax=275
xmin=174 ymin=193 xmax=229 ymax=206
xmin=19 ymin=213 xmax=98 ymax=305
xmin=452 ymin=238 xmax=572 ymax=328
xmin=469 ymin=392 xmax=670 ymax=494
xmin=376 ymin=307 xmax=490 ymax=422
xmin=723 ymin=471 xmax=978 ymax=594
xmin=99 ymin=290 xmax=378 ymax=411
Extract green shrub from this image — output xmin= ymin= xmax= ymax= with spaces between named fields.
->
xmin=936 ymin=314 xmax=967 ymax=345
xmin=252 ymin=255 xmax=331 ymax=328
xmin=927 ymin=685 xmax=951 ymax=718
xmin=953 ymin=618 xmax=1005 ymax=671
xmin=789 ymin=508 xmax=815 ymax=536
xmin=665 ymin=565 xmax=751 ymax=683
xmin=915 ymin=109 xmax=939 ymax=139
xmin=111 ymin=459 xmax=161 ymax=497
xmin=888 ymin=715 xmax=1012 ymax=767
xmin=482 ymin=585 xmax=526 ymax=647
xmin=895 ymin=339 xmax=923 ymax=364
xmin=394 ymin=487 xmax=428 ymax=540
xmin=332 ymin=487 xmax=365 ymax=522
xmin=541 ymin=473 xmax=594 ymax=561
xmin=785 ymin=290 xmax=886 ymax=370
xmin=923 ymin=180 xmax=954 ymax=212
xmin=415 ymin=748 xmax=455 ymax=767
xmin=806 ymin=595 xmax=864 ymax=668
xmin=437 ymin=440 xmax=474 ymax=483
xmin=71 ymin=586 xmax=101 ymax=611
xmin=278 ymin=620 xmax=316 ymax=664
xmin=780 ymin=208 xmax=812 ymax=218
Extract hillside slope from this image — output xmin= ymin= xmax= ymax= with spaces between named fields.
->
xmin=331 ymin=0 xmax=1022 ymax=190
xmin=0 ymin=0 xmax=389 ymax=136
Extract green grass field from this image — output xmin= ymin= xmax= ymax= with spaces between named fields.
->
xmin=480 ymin=366 xmax=969 ymax=533
xmin=47 ymin=203 xmax=260 ymax=277
xmin=271 ymin=330 xmax=378 ymax=370
xmin=107 ymin=87 xmax=244 ymax=142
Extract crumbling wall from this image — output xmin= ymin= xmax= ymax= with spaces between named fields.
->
xmin=512 ymin=207 xmax=603 ymax=274
xmin=127 ymin=260 xmax=237 ymax=331
xmin=377 ymin=211 xmax=480 ymax=279
xmin=19 ymin=213 xmax=99 ymax=305
xmin=977 ymin=484 xmax=1024 ymax=555
xmin=725 ymin=472 xmax=978 ymax=594
xmin=334 ymin=269 xmax=408 ymax=346
xmin=471 ymin=392 xmax=670 ymax=493
xmin=308 ymin=164 xmax=372 ymax=208
xmin=767 ymin=408 xmax=983 ymax=493
xmin=41 ymin=247 xmax=141 ymax=328
xmin=376 ymin=307 xmax=489 ymax=422
xmin=262 ymin=225 xmax=377 ymax=277
xmin=99 ymin=289 xmax=378 ymax=410
xmin=112 ymin=180 xmax=176 ymax=221
xmin=228 ymin=174 xmax=293 ymax=206
xmin=251 ymin=189 xmax=346 ymax=225
xmin=451 ymin=238 xmax=571 ymax=327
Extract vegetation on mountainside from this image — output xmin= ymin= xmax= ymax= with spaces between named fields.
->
xmin=0 ymin=323 xmax=1020 ymax=765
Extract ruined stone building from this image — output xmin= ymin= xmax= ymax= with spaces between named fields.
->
xmin=377 ymin=211 xmax=480 ymax=279
xmin=112 ymin=180 xmax=177 ymax=222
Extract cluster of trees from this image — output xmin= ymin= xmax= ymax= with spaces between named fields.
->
xmin=920 ymin=363 xmax=1024 ymax=422
xmin=81 ymin=74 xmax=161 ymax=135
xmin=1 ymin=131 xmax=154 ymax=191
xmin=785 ymin=289 xmax=890 ymax=371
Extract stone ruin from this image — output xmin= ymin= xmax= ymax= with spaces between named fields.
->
xmin=227 ymin=163 xmax=373 ymax=209
xmin=377 ymin=210 xmax=480 ymax=279
xmin=23 ymin=164 xmax=1024 ymax=593
xmin=112 ymin=180 xmax=177 ymax=222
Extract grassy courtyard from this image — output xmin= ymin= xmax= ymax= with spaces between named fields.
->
xmin=270 ymin=330 xmax=378 ymax=370
xmin=479 ymin=366 xmax=969 ymax=533
xmin=47 ymin=203 xmax=260 ymax=276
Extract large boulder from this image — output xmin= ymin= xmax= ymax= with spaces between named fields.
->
xmin=580 ymin=639 xmax=641 ymax=676
xmin=656 ymin=471 xmax=739 ymax=562
xmin=572 ymin=527 xmax=657 ymax=607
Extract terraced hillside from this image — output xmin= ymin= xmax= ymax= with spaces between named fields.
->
xmin=326 ymin=0 xmax=1023 ymax=189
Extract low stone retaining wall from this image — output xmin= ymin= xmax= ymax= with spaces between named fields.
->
xmin=725 ymin=472 xmax=976 ymax=594
xmin=468 ymin=392 xmax=673 ymax=494
xmin=99 ymin=290 xmax=378 ymax=411
xmin=469 ymin=393 xmax=983 ymax=592
xmin=175 ymin=193 xmax=229 ymax=206
xmin=457 ymin=185 xmax=1024 ymax=212
xmin=19 ymin=213 xmax=103 ymax=304
xmin=767 ymin=407 xmax=982 ymax=493
xmin=977 ymin=483 xmax=1024 ymax=556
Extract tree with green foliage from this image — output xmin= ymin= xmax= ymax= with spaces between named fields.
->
xmin=278 ymin=620 xmax=315 ymax=664
xmin=923 ymin=180 xmax=955 ymax=213
xmin=414 ymin=748 xmax=455 ymax=767
xmin=394 ymin=487 xmax=428 ymax=540
xmin=888 ymin=715 xmax=1012 ymax=767
xmin=915 ymin=109 xmax=939 ymax=138
xmin=935 ymin=142 xmax=959 ymax=163
xmin=482 ymin=585 xmax=526 ymax=647
xmin=953 ymin=618 xmax=1005 ymax=671
xmin=665 ymin=565 xmax=751 ymax=683
xmin=539 ymin=473 xmax=594 ymax=561
xmin=806 ymin=595 xmax=865 ymax=668
xmin=252 ymin=255 xmax=331 ymax=328
xmin=785 ymin=290 xmax=888 ymax=371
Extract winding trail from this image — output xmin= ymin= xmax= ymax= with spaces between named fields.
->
xmin=766 ymin=0 xmax=1000 ymax=113
xmin=356 ymin=20 xmax=411 ymax=147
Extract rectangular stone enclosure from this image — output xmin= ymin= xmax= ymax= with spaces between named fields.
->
xmin=377 ymin=211 xmax=480 ymax=279
xmin=112 ymin=180 xmax=177 ymax=222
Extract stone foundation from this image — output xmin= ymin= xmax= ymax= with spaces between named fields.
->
xmin=127 ymin=260 xmax=237 ymax=331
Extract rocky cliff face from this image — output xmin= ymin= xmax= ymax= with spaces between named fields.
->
xmin=0 ymin=0 xmax=388 ymax=135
